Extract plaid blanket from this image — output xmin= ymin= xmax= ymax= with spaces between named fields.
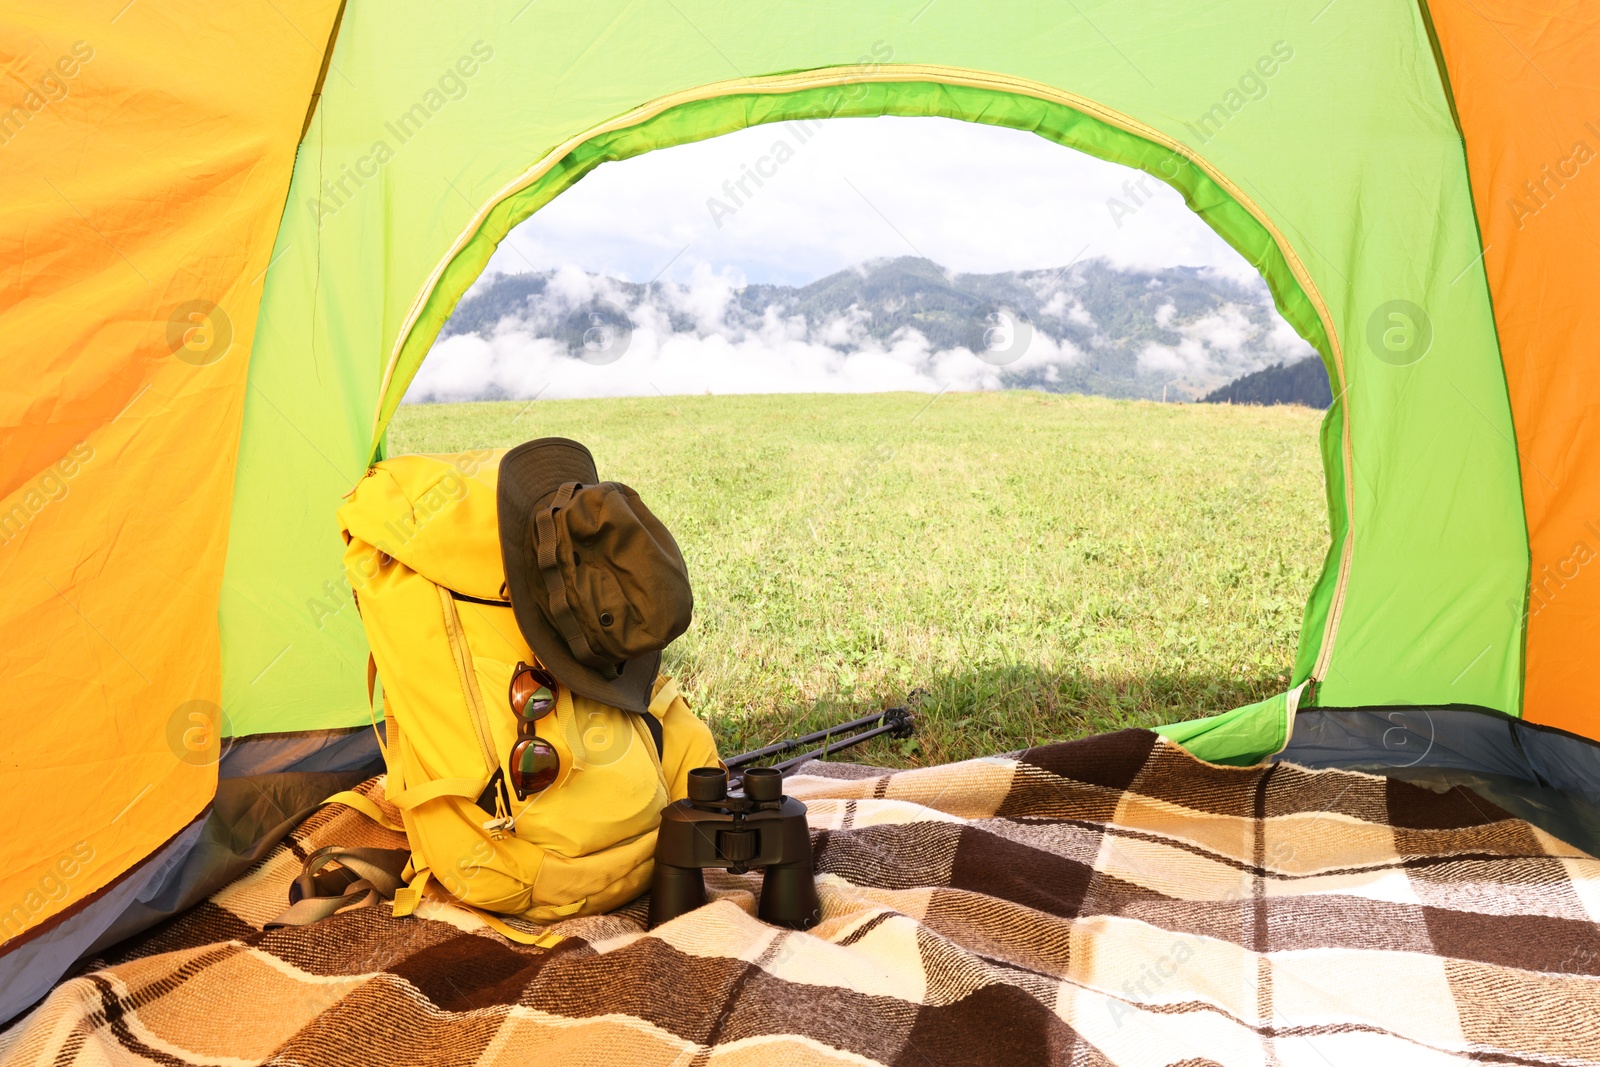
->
xmin=6 ymin=729 xmax=1600 ymax=1066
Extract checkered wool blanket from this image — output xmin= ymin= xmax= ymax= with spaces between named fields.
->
xmin=6 ymin=729 xmax=1600 ymax=1066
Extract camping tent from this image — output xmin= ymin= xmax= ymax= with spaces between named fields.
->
xmin=3 ymin=0 xmax=1597 ymax=1022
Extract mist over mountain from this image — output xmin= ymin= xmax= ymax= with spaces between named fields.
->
xmin=408 ymin=256 xmax=1316 ymax=403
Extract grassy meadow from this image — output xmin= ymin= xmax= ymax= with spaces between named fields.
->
xmin=390 ymin=391 xmax=1329 ymax=768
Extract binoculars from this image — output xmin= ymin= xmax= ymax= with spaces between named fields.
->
xmin=648 ymin=765 xmax=821 ymax=930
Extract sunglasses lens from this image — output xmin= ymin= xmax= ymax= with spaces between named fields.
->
xmin=510 ymin=664 xmax=556 ymax=720
xmin=510 ymin=738 xmax=560 ymax=799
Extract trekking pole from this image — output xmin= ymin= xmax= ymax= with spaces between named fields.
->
xmin=761 ymin=709 xmax=915 ymax=775
xmin=728 ymin=708 xmax=915 ymax=792
xmin=725 ymin=709 xmax=910 ymax=770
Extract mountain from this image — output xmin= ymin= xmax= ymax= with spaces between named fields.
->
xmin=1200 ymin=356 xmax=1332 ymax=409
xmin=418 ymin=256 xmax=1316 ymax=403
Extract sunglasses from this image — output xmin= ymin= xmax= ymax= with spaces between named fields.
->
xmin=508 ymin=661 xmax=561 ymax=800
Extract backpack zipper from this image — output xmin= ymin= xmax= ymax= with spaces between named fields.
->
xmin=437 ymin=585 xmax=501 ymax=780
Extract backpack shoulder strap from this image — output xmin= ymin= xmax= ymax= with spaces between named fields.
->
xmin=321 ymin=788 xmax=405 ymax=832
xmin=642 ymin=709 xmax=663 ymax=759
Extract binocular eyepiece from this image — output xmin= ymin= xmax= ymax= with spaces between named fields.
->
xmin=686 ymin=766 xmax=727 ymax=802
xmin=687 ymin=765 xmax=783 ymax=803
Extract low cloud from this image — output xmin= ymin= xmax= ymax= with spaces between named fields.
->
xmin=413 ymin=327 xmax=1016 ymax=400
xmin=409 ymin=264 xmax=1081 ymax=400
xmin=406 ymin=257 xmax=1311 ymax=403
xmin=1136 ymin=304 xmax=1306 ymax=381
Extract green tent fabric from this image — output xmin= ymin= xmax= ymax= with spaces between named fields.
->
xmin=1155 ymin=685 xmax=1304 ymax=767
xmin=221 ymin=0 xmax=1523 ymax=750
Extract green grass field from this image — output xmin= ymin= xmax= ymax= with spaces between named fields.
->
xmin=390 ymin=391 xmax=1329 ymax=768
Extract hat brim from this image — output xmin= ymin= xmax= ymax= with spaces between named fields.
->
xmin=497 ymin=438 xmax=658 ymax=713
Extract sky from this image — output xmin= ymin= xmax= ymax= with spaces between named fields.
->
xmin=408 ymin=115 xmax=1289 ymax=401
xmin=481 ymin=115 xmax=1255 ymax=287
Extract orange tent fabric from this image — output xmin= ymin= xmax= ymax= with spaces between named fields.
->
xmin=1428 ymin=0 xmax=1600 ymax=734
xmin=0 ymin=2 xmax=341 ymax=947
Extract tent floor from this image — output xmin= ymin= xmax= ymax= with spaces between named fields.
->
xmin=9 ymin=729 xmax=1599 ymax=1066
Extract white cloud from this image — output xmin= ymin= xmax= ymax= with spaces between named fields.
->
xmin=1135 ymin=302 xmax=1295 ymax=384
xmin=1137 ymin=339 xmax=1204 ymax=378
xmin=408 ymin=264 xmax=1097 ymax=401
xmin=1185 ymin=305 xmax=1254 ymax=354
xmin=484 ymin=115 xmax=1263 ymax=287
xmin=410 ymin=323 xmax=1016 ymax=401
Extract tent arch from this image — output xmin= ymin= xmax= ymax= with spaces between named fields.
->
xmin=223 ymin=1 xmax=1527 ymax=747
xmin=368 ymin=67 xmax=1356 ymax=688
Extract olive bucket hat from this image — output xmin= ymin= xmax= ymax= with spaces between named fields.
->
xmin=497 ymin=438 xmax=693 ymax=713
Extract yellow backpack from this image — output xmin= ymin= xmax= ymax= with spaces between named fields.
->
xmin=334 ymin=449 xmax=720 ymax=926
